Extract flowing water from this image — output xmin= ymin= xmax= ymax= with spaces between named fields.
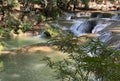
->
xmin=60 ymin=12 xmax=120 ymax=45
xmin=0 ymin=11 xmax=120 ymax=81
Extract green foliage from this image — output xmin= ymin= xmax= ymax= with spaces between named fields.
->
xmin=0 ymin=61 xmax=4 ymax=72
xmin=37 ymin=14 xmax=46 ymax=22
xmin=6 ymin=15 xmax=18 ymax=27
xmin=45 ymin=35 xmax=120 ymax=81
xmin=45 ymin=23 xmax=63 ymax=37
xmin=0 ymin=28 xmax=8 ymax=37
xmin=11 ymin=0 xmax=21 ymax=7
xmin=0 ymin=44 xmax=4 ymax=51
xmin=6 ymin=15 xmax=20 ymax=31
xmin=19 ymin=21 xmax=32 ymax=32
xmin=0 ymin=29 xmax=4 ymax=37
xmin=50 ymin=7 xmax=62 ymax=19
xmin=0 ymin=41 xmax=6 ymax=52
xmin=6 ymin=15 xmax=32 ymax=33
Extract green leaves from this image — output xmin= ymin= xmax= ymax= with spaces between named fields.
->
xmin=19 ymin=21 xmax=32 ymax=32
xmin=0 ymin=41 xmax=6 ymax=52
xmin=0 ymin=61 xmax=4 ymax=72
xmin=44 ymin=23 xmax=63 ymax=37
xmin=45 ymin=35 xmax=120 ymax=81
xmin=0 ymin=44 xmax=4 ymax=52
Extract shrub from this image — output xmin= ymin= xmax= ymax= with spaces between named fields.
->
xmin=37 ymin=14 xmax=46 ymax=23
xmin=44 ymin=23 xmax=63 ymax=37
xmin=6 ymin=15 xmax=20 ymax=33
xmin=45 ymin=35 xmax=120 ymax=81
xmin=0 ymin=29 xmax=6 ymax=37
xmin=0 ymin=28 xmax=9 ymax=37
xmin=19 ymin=21 xmax=32 ymax=32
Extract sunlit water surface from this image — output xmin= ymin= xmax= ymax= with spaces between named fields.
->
xmin=0 ymin=37 xmax=68 ymax=81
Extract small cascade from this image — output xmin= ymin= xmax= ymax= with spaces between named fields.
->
xmin=59 ymin=13 xmax=74 ymax=20
xmin=66 ymin=14 xmax=72 ymax=20
xmin=114 ymin=44 xmax=120 ymax=50
xmin=98 ymin=32 xmax=113 ymax=44
xmin=65 ymin=13 xmax=75 ymax=20
xmin=69 ymin=22 xmax=85 ymax=36
xmin=59 ymin=12 xmax=120 ymax=46
xmin=34 ymin=31 xmax=51 ymax=38
xmin=61 ymin=19 xmax=87 ymax=31
xmin=111 ymin=14 xmax=120 ymax=20
xmin=91 ymin=13 xmax=120 ymax=45
xmin=76 ymin=21 xmax=91 ymax=33
xmin=96 ymin=14 xmax=103 ymax=18
xmin=92 ymin=20 xmax=112 ymax=34
xmin=70 ymin=20 xmax=95 ymax=37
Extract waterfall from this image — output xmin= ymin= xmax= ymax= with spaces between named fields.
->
xmin=65 ymin=13 xmax=75 ymax=20
xmin=92 ymin=20 xmax=112 ymax=34
xmin=69 ymin=22 xmax=84 ymax=36
xmin=60 ymin=12 xmax=120 ymax=45
xmin=114 ymin=44 xmax=120 ymax=50
xmin=96 ymin=14 xmax=103 ymax=18
xmin=70 ymin=20 xmax=94 ymax=37
xmin=98 ymin=32 xmax=113 ymax=44
xmin=59 ymin=13 xmax=74 ymax=20
xmin=111 ymin=14 xmax=120 ymax=20
xmin=66 ymin=14 xmax=72 ymax=20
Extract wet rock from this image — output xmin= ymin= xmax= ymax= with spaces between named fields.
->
xmin=91 ymin=12 xmax=113 ymax=18
xmin=40 ymin=31 xmax=51 ymax=38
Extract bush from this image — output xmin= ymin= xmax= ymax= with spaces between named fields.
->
xmin=37 ymin=14 xmax=46 ymax=23
xmin=0 ymin=28 xmax=10 ymax=37
xmin=6 ymin=15 xmax=20 ymax=33
xmin=0 ymin=41 xmax=6 ymax=53
xmin=44 ymin=23 xmax=63 ymax=37
xmin=19 ymin=21 xmax=32 ymax=32
xmin=45 ymin=35 xmax=120 ymax=81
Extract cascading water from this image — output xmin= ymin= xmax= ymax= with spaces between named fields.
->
xmin=96 ymin=14 xmax=103 ymax=18
xmin=70 ymin=21 xmax=88 ymax=36
xmin=111 ymin=14 xmax=120 ymax=20
xmin=66 ymin=14 xmax=73 ymax=20
xmin=59 ymin=13 xmax=74 ymax=20
xmin=66 ymin=12 xmax=120 ymax=47
xmin=91 ymin=13 xmax=120 ymax=47
xmin=69 ymin=20 xmax=96 ymax=37
xmin=92 ymin=19 xmax=112 ymax=34
xmin=98 ymin=32 xmax=113 ymax=44
xmin=59 ymin=13 xmax=75 ymax=20
xmin=69 ymin=21 xmax=85 ymax=36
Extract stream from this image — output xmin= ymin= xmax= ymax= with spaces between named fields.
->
xmin=0 ymin=37 xmax=67 ymax=81
xmin=0 ymin=11 xmax=120 ymax=81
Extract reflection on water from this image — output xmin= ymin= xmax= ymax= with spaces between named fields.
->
xmin=0 ymin=37 xmax=67 ymax=81
xmin=0 ymin=11 xmax=120 ymax=81
xmin=2 ymin=37 xmax=48 ymax=50
xmin=0 ymin=53 xmax=67 ymax=81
